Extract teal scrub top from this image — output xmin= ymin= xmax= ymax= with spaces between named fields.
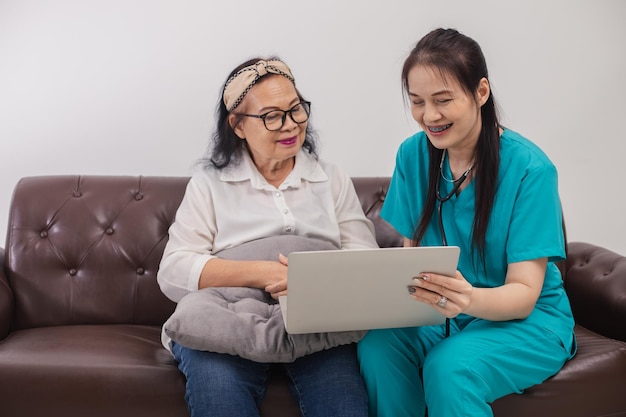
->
xmin=381 ymin=128 xmax=575 ymax=350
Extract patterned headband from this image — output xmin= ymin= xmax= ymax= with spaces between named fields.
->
xmin=223 ymin=60 xmax=295 ymax=112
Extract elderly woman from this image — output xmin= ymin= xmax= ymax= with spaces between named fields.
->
xmin=157 ymin=57 xmax=377 ymax=417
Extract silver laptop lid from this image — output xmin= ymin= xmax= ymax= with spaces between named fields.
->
xmin=282 ymin=246 xmax=459 ymax=334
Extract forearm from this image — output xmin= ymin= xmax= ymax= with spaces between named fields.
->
xmin=198 ymin=258 xmax=277 ymax=290
xmin=465 ymin=259 xmax=545 ymax=320
xmin=415 ymin=259 xmax=545 ymax=321
xmin=464 ymin=283 xmax=538 ymax=321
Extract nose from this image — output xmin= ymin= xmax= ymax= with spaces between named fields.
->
xmin=423 ymin=104 xmax=442 ymax=124
xmin=281 ymin=112 xmax=299 ymax=130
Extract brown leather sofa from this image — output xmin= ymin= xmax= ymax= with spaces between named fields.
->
xmin=0 ymin=175 xmax=624 ymax=417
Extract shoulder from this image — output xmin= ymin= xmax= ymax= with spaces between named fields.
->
xmin=391 ymin=131 xmax=430 ymax=181
xmin=314 ymin=158 xmax=355 ymax=197
xmin=190 ymin=164 xmax=220 ymax=184
xmin=500 ymin=128 xmax=557 ymax=176
xmin=295 ymin=149 xmax=349 ymax=185
xmin=317 ymin=159 xmax=344 ymax=176
xmin=185 ymin=164 xmax=224 ymax=196
xmin=396 ymin=131 xmax=428 ymax=160
xmin=500 ymin=129 xmax=555 ymax=166
xmin=304 ymin=156 xmax=359 ymax=204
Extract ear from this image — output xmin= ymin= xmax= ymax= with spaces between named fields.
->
xmin=229 ymin=113 xmax=246 ymax=139
xmin=476 ymin=77 xmax=490 ymax=107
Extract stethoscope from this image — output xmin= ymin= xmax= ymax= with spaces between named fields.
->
xmin=435 ymin=150 xmax=474 ymax=336
xmin=436 ymin=150 xmax=474 ymax=246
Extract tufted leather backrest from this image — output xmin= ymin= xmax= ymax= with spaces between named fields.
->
xmin=5 ymin=176 xmax=625 ymax=342
xmin=4 ymin=175 xmax=401 ymax=331
xmin=6 ymin=176 xmax=188 ymax=330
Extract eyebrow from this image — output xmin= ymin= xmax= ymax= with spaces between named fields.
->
xmin=256 ymin=98 xmax=300 ymax=113
xmin=408 ymin=89 xmax=453 ymax=98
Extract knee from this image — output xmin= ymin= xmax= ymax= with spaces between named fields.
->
xmin=358 ymin=329 xmax=388 ymax=354
xmin=175 ymin=345 xmax=261 ymax=389
xmin=422 ymin=343 xmax=486 ymax=394
xmin=358 ymin=328 xmax=421 ymax=377
xmin=357 ymin=328 xmax=398 ymax=366
xmin=302 ymin=345 xmax=363 ymax=386
xmin=358 ymin=327 xmax=409 ymax=354
xmin=424 ymin=340 xmax=465 ymax=385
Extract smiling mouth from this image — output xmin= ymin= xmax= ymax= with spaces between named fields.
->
xmin=428 ymin=124 xmax=452 ymax=133
xmin=278 ymin=136 xmax=297 ymax=145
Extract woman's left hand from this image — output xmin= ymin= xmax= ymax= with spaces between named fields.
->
xmin=408 ymin=270 xmax=474 ymax=318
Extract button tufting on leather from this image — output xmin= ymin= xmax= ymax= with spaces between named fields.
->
xmin=69 ymin=269 xmax=77 ymax=276
xmin=40 ymin=231 xmax=48 ymax=238
xmin=73 ymin=191 xmax=82 ymax=197
xmin=105 ymin=227 xmax=114 ymax=235
xmin=136 ymin=267 xmax=145 ymax=275
xmin=135 ymin=193 xmax=144 ymax=201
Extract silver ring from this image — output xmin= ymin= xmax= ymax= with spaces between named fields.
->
xmin=437 ymin=296 xmax=448 ymax=308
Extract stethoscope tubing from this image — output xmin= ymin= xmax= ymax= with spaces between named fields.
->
xmin=436 ymin=168 xmax=469 ymax=246
xmin=435 ymin=164 xmax=471 ymax=337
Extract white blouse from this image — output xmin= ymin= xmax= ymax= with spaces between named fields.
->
xmin=157 ymin=149 xmax=378 ymax=302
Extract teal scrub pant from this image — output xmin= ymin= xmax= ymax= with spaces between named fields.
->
xmin=357 ymin=317 xmax=571 ymax=417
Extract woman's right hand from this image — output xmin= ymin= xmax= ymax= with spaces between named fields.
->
xmin=264 ymin=253 xmax=289 ymax=300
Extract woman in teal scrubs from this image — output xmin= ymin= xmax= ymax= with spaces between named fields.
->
xmin=357 ymin=28 xmax=576 ymax=417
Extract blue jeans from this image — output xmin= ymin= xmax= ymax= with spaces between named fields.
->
xmin=172 ymin=342 xmax=368 ymax=417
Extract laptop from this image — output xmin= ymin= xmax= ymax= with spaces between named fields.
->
xmin=279 ymin=246 xmax=460 ymax=334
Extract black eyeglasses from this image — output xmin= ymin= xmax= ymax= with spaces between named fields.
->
xmin=238 ymin=101 xmax=311 ymax=131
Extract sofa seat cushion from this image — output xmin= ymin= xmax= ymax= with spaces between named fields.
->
xmin=0 ymin=324 xmax=188 ymax=417
xmin=492 ymin=325 xmax=626 ymax=417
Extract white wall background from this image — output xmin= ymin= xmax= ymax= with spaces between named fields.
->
xmin=1 ymin=0 xmax=625 ymax=255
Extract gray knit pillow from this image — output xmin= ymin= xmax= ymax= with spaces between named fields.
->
xmin=163 ymin=235 xmax=367 ymax=363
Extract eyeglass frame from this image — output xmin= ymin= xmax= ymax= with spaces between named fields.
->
xmin=236 ymin=101 xmax=311 ymax=131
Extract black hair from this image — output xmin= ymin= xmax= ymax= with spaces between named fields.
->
xmin=403 ymin=28 xmax=500 ymax=256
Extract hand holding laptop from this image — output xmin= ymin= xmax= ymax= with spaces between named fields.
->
xmin=280 ymin=246 xmax=460 ymax=334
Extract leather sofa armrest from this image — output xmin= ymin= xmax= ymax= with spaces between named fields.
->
xmin=564 ymin=242 xmax=626 ymax=342
xmin=0 ymin=247 xmax=13 ymax=340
